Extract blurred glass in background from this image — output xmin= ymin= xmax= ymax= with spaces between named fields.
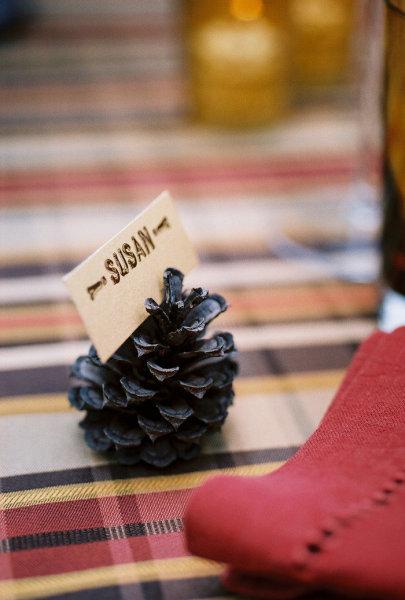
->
xmin=289 ymin=0 xmax=354 ymax=93
xmin=181 ymin=0 xmax=386 ymax=288
xmin=183 ymin=0 xmax=289 ymax=127
xmin=183 ymin=0 xmax=355 ymax=128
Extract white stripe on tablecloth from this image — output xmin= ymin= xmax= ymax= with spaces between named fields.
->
xmin=233 ymin=319 xmax=375 ymax=351
xmin=0 ymin=251 xmax=378 ymax=305
xmin=0 ymin=116 xmax=355 ymax=170
xmin=0 ymin=40 xmax=178 ymax=65
xmin=0 ymin=191 xmax=353 ymax=260
xmin=0 ymin=387 xmax=333 ymax=477
xmin=0 ymin=319 xmax=375 ymax=371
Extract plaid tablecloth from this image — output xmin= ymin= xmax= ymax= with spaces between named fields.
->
xmin=0 ymin=1 xmax=379 ymax=599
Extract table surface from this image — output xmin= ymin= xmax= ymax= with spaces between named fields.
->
xmin=0 ymin=1 xmax=379 ymax=599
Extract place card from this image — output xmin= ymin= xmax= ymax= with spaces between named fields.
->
xmin=63 ymin=191 xmax=198 ymax=362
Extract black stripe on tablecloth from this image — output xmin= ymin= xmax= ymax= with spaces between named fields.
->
xmin=43 ymin=576 xmax=340 ymax=600
xmin=0 ymin=252 xmax=281 ymax=279
xmin=0 ymin=109 xmax=183 ymax=132
xmin=0 ymin=342 xmax=357 ymax=397
xmin=45 ymin=576 xmax=225 ymax=600
xmin=0 ymin=518 xmax=183 ymax=554
xmin=0 ymin=446 xmax=299 ymax=493
xmin=0 ymin=240 xmax=374 ymax=279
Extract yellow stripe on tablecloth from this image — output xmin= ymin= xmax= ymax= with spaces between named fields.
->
xmin=0 ymin=325 xmax=85 ymax=344
xmin=0 ymin=462 xmax=281 ymax=511
xmin=0 ymin=370 xmax=344 ymax=416
xmin=0 ymin=556 xmax=223 ymax=600
xmin=236 ymin=370 xmax=343 ymax=395
xmin=0 ymin=394 xmax=73 ymax=415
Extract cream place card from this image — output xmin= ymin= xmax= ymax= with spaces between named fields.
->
xmin=63 ymin=191 xmax=198 ymax=362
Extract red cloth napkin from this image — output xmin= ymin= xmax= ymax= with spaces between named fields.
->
xmin=185 ymin=328 xmax=405 ymax=599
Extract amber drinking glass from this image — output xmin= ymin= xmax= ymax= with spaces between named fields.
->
xmin=289 ymin=0 xmax=354 ymax=90
xmin=183 ymin=0 xmax=290 ymax=128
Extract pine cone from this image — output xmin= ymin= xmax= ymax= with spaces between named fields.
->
xmin=68 ymin=268 xmax=237 ymax=468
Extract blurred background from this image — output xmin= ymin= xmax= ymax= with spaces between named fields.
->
xmin=0 ymin=0 xmax=385 ymax=344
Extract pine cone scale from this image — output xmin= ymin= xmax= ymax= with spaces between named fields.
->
xmin=146 ymin=360 xmax=179 ymax=381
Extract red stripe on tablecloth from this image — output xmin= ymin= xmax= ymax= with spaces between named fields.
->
xmin=0 ymin=533 xmax=186 ymax=579
xmin=3 ymin=490 xmax=191 ymax=537
xmin=0 ymin=176 xmax=354 ymax=206
xmin=0 ymin=157 xmax=355 ymax=195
